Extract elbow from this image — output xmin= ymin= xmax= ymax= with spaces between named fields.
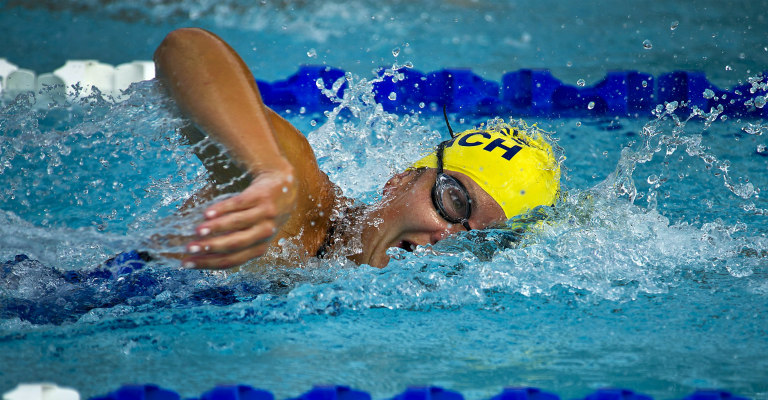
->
xmin=154 ymin=28 xmax=214 ymax=75
xmin=155 ymin=28 xmax=199 ymax=60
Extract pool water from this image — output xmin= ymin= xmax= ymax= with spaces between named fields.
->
xmin=1 ymin=1 xmax=768 ymax=399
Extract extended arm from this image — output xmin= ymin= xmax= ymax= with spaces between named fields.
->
xmin=154 ymin=28 xmax=337 ymax=269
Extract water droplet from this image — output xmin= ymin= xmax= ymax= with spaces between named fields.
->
xmin=725 ymin=65 xmax=733 ymax=71
xmin=404 ymin=61 xmax=414 ymax=68
xmin=587 ymin=101 xmax=595 ymax=110
xmin=577 ymin=79 xmax=586 ymax=87
xmin=576 ymin=121 xmax=582 ymax=127
xmin=642 ymin=39 xmax=653 ymax=49
xmin=670 ymin=20 xmax=679 ymax=30
xmin=566 ymin=61 xmax=573 ymax=67
xmin=307 ymin=48 xmax=317 ymax=58
xmin=755 ymin=96 xmax=766 ymax=108
xmin=392 ymin=47 xmax=401 ymax=57
xmin=642 ymin=80 xmax=648 ymax=88
xmin=703 ymin=89 xmax=715 ymax=99
xmin=388 ymin=92 xmax=397 ymax=101
xmin=757 ymin=144 xmax=767 ymax=154
xmin=647 ymin=174 xmax=659 ymax=185
xmin=315 ymin=78 xmax=325 ymax=90
xmin=310 ymin=120 xmax=317 ymax=127
xmin=418 ymin=102 xmax=425 ymax=109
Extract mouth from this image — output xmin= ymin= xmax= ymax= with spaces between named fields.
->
xmin=396 ymin=240 xmax=417 ymax=252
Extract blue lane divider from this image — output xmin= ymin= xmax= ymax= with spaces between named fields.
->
xmin=255 ymin=66 xmax=767 ymax=118
xmin=581 ymin=388 xmax=653 ymax=400
xmin=390 ymin=387 xmax=463 ymax=400
xmin=86 ymin=385 xmax=753 ymax=400
xmin=287 ymin=385 xmax=370 ymax=400
xmin=490 ymin=387 xmax=559 ymax=400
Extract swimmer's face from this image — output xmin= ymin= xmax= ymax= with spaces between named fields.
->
xmin=355 ymin=168 xmax=506 ymax=268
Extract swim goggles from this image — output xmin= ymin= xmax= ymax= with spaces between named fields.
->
xmin=432 ymin=137 xmax=473 ymax=231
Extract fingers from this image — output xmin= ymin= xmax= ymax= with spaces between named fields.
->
xmin=204 ymin=172 xmax=295 ymax=219
xmin=179 ymin=170 xmax=299 ymax=270
xmin=183 ymin=223 xmax=277 ymax=269
xmin=196 ymin=202 xmax=278 ymax=237
xmin=191 ymin=220 xmax=277 ymax=253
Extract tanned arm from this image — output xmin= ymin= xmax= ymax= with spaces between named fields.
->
xmin=154 ymin=28 xmax=338 ymax=269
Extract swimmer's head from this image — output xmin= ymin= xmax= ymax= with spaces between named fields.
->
xmin=410 ymin=120 xmax=561 ymax=219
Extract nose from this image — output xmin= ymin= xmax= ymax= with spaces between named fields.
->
xmin=428 ymin=221 xmax=466 ymax=245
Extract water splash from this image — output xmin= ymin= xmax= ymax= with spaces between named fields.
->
xmin=307 ymin=64 xmax=440 ymax=202
xmin=0 ymin=81 xmax=202 ymax=267
xmin=1 ymin=65 xmax=767 ymax=328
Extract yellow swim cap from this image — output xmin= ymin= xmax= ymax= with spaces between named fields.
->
xmin=411 ymin=121 xmax=561 ymax=219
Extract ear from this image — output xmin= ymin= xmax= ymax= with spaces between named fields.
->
xmin=383 ymin=169 xmax=415 ymax=197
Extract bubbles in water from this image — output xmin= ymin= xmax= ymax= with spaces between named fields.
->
xmin=754 ymin=96 xmax=766 ymax=108
xmin=670 ymin=20 xmax=679 ymax=30
xmin=306 ymin=48 xmax=317 ymax=58
xmin=642 ymin=80 xmax=648 ymax=88
xmin=388 ymin=92 xmax=397 ymax=101
xmin=642 ymin=40 xmax=653 ymax=49
xmin=725 ymin=65 xmax=733 ymax=71
xmin=757 ymin=144 xmax=767 ymax=154
xmin=392 ymin=47 xmax=400 ymax=57
xmin=742 ymin=123 xmax=765 ymax=136
xmin=577 ymin=79 xmax=586 ymax=87
xmin=587 ymin=101 xmax=595 ymax=110
xmin=703 ymin=89 xmax=715 ymax=99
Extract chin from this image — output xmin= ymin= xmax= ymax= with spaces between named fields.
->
xmin=367 ymin=250 xmax=391 ymax=269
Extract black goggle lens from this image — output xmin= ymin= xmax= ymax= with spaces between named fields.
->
xmin=434 ymin=174 xmax=471 ymax=222
xmin=432 ymin=110 xmax=473 ymax=230
xmin=432 ymin=173 xmax=473 ymax=230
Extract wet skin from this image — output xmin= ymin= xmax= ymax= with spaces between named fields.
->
xmin=352 ymin=168 xmax=507 ymax=268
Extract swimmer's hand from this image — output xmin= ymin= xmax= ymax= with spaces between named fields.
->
xmin=182 ymin=165 xmax=297 ymax=269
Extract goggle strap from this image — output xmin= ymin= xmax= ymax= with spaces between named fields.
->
xmin=442 ymin=105 xmax=455 ymax=138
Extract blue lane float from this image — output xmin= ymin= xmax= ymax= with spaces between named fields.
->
xmin=84 ymin=385 xmax=753 ymax=400
xmin=256 ymin=66 xmax=767 ymax=118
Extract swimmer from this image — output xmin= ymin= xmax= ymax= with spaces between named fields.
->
xmin=153 ymin=28 xmax=560 ymax=269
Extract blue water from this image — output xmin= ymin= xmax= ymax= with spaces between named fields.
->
xmin=1 ymin=1 xmax=768 ymax=399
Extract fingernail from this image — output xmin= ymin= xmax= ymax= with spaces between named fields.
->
xmin=182 ymin=261 xmax=197 ymax=269
xmin=199 ymin=227 xmax=211 ymax=236
xmin=188 ymin=245 xmax=201 ymax=254
xmin=205 ymin=210 xmax=217 ymax=218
